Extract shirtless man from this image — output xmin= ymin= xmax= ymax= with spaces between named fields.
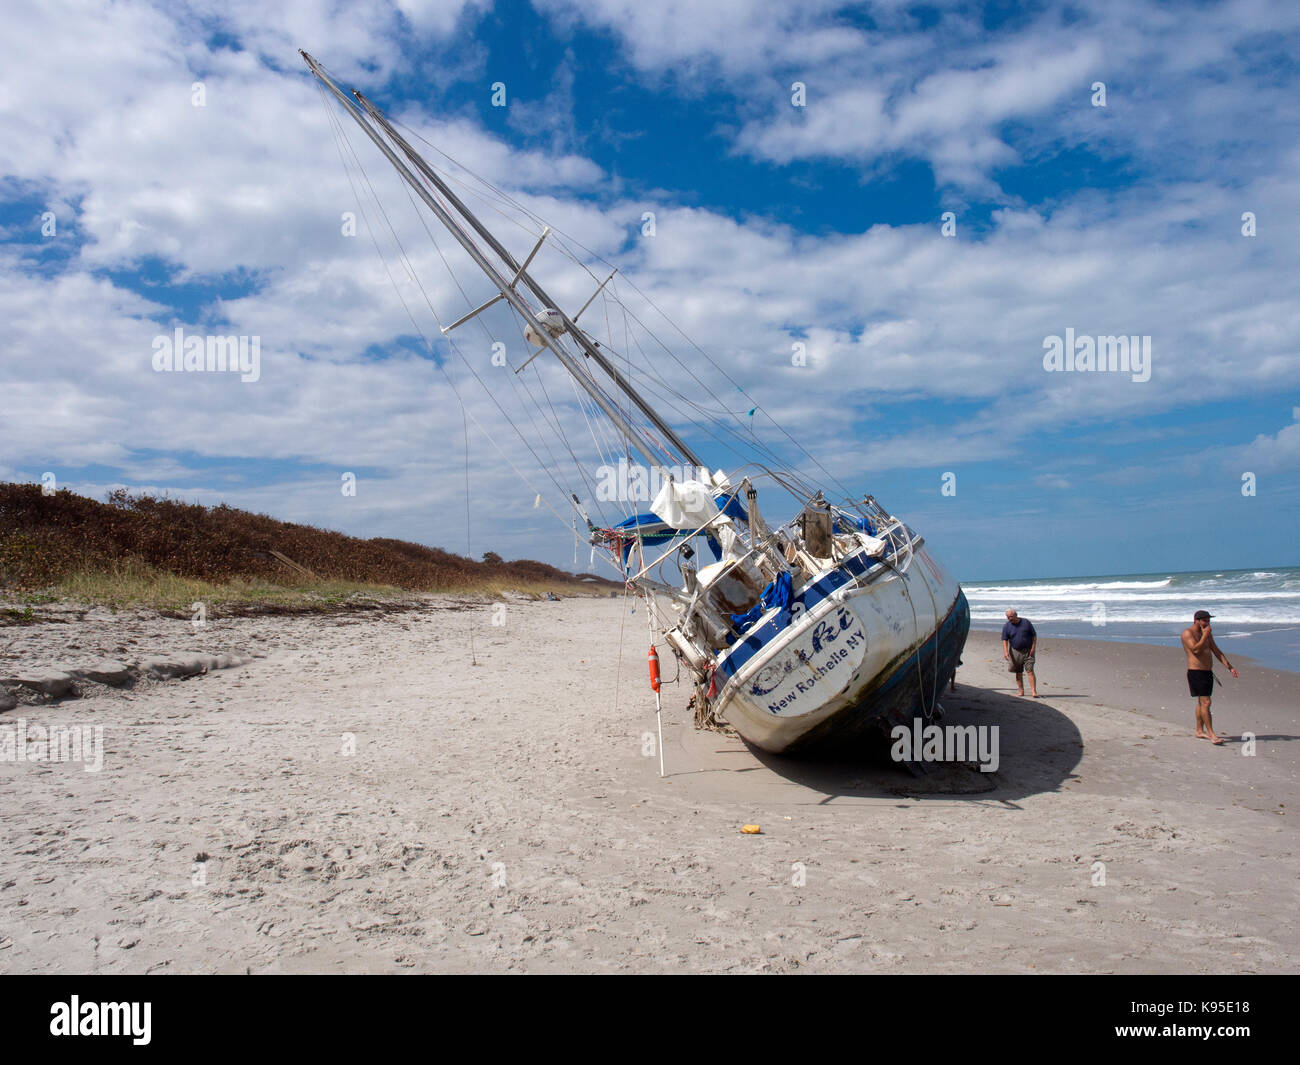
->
xmin=1180 ymin=610 xmax=1239 ymax=745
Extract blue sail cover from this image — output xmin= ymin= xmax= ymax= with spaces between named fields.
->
xmin=730 ymin=571 xmax=793 ymax=633
xmin=610 ymin=512 xmax=680 ymax=565
xmin=717 ymin=492 xmax=747 ymax=523
xmin=609 ymin=490 xmax=747 ymax=566
xmin=613 ymin=513 xmax=675 ymax=535
xmin=834 ymin=514 xmax=876 ymax=535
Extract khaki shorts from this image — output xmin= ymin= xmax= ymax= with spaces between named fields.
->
xmin=1008 ymin=648 xmax=1035 ymax=673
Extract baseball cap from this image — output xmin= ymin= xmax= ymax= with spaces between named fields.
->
xmin=1193 ymin=610 xmax=1213 ymax=621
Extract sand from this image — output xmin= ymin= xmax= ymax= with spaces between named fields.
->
xmin=1 ymin=596 xmax=1296 ymax=973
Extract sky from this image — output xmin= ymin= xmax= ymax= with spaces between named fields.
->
xmin=2 ymin=0 xmax=1298 ymax=582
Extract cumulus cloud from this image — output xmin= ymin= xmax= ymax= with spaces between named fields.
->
xmin=1235 ymin=408 xmax=1300 ymax=475
xmin=2 ymin=0 xmax=1297 ymax=569
xmin=545 ymin=0 xmax=1300 ymax=194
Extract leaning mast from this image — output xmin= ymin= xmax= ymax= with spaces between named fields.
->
xmin=301 ymin=51 xmax=700 ymax=472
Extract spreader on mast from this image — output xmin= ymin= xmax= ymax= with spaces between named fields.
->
xmin=301 ymin=49 xmax=972 ymax=757
xmin=351 ymin=88 xmax=704 ymax=471
xmin=301 ymin=50 xmax=697 ymax=471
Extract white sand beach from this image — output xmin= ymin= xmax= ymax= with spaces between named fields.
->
xmin=1 ymin=596 xmax=1297 ymax=973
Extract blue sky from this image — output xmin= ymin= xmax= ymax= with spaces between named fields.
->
xmin=2 ymin=0 xmax=1299 ymax=581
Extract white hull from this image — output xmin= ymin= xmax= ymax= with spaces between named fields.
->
xmin=712 ymin=542 xmax=968 ymax=754
xmin=299 ymin=57 xmax=968 ymax=761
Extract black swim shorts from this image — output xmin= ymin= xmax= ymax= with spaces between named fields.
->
xmin=1187 ymin=669 xmax=1214 ymax=697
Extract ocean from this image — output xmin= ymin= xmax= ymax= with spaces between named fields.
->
xmin=963 ymin=567 xmax=1300 ymax=674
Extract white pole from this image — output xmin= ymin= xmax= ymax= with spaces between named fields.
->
xmin=656 ymin=690 xmax=665 ymax=777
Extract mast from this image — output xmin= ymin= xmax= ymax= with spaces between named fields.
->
xmin=350 ymin=91 xmax=704 ymax=471
xmin=301 ymin=50 xmax=663 ymax=468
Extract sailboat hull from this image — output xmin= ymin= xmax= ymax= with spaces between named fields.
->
xmin=712 ymin=542 xmax=969 ymax=755
xmin=301 ymin=54 xmax=970 ymax=753
xmin=782 ymin=590 xmax=969 ymax=754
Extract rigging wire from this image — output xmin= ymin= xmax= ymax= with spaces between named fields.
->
xmin=382 ymin=143 xmax=821 ymax=507
xmin=382 ymin=118 xmax=826 ymax=479
xmin=314 ymin=77 xmax=594 ymax=549
xmin=320 ymin=72 xmax=643 ymax=554
xmin=397 ymin=174 xmax=581 ymax=508
xmin=307 ymin=62 xmax=954 ymax=762
xmin=323 ymin=69 xmax=877 ymax=558
xmin=393 ymin=122 xmax=859 ymax=498
xmin=391 ymin=167 xmax=618 ymax=534
xmin=376 ymin=124 xmax=679 ymax=480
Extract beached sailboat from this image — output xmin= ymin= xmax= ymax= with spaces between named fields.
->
xmin=302 ymin=52 xmax=969 ymax=755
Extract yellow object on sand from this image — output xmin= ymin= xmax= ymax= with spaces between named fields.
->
xmin=741 ymin=824 xmax=761 ymax=834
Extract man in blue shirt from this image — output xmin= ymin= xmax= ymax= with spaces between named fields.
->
xmin=1001 ymin=609 xmax=1039 ymax=697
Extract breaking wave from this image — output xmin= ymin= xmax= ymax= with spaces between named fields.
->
xmin=964 ymin=566 xmax=1300 ymax=626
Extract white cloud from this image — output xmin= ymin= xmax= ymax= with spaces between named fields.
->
xmin=3 ymin=0 xmax=1298 ymax=569
xmin=1236 ymin=408 xmax=1300 ymax=475
xmin=546 ymin=0 xmax=1300 ymax=194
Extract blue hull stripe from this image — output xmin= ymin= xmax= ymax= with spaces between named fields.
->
xmin=786 ymin=589 xmax=971 ymax=752
xmin=717 ymin=527 xmax=917 ymax=678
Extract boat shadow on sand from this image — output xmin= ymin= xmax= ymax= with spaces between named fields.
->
xmin=738 ymin=686 xmax=1084 ymax=806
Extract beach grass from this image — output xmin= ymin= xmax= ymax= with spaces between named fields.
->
xmin=0 ymin=483 xmax=619 ymax=613
xmin=2 ymin=560 xmax=611 ymax=617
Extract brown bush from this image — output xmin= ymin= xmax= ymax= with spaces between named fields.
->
xmin=0 ymin=483 xmax=614 ymax=593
